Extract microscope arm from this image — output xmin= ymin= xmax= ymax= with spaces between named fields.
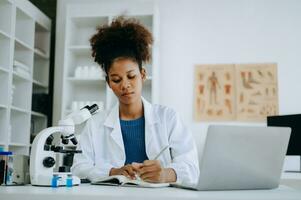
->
xmin=31 ymin=126 xmax=74 ymax=151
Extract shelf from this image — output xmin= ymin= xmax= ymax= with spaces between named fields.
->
xmin=69 ymin=16 xmax=109 ymax=46
xmin=35 ymin=21 xmax=49 ymax=32
xmin=13 ymin=70 xmax=32 ymax=82
xmin=15 ymin=7 xmax=34 ymax=48
xmin=64 ymin=82 xmax=107 ymax=115
xmin=54 ymin=4 xmax=157 ymax=123
xmin=11 ymin=106 xmax=30 ymax=114
xmin=0 ymin=29 xmax=10 ymax=39
xmin=67 ymin=77 xmax=106 ymax=84
xmin=14 ymin=40 xmax=34 ymax=73
xmin=34 ymin=48 xmax=49 ymax=59
xmin=33 ymin=56 xmax=49 ymax=86
xmin=34 ymin=22 xmax=50 ymax=57
xmin=33 ymin=79 xmax=48 ymax=88
xmin=10 ymin=108 xmax=31 ymax=146
xmin=1 ymin=0 xmax=51 ymax=157
xmin=8 ymin=145 xmax=29 ymax=155
xmin=31 ymin=111 xmax=47 ymax=118
xmin=9 ymin=142 xmax=30 ymax=147
xmin=69 ymin=45 xmax=91 ymax=51
xmin=31 ymin=113 xmax=47 ymax=139
xmin=0 ymin=104 xmax=7 ymax=109
xmin=15 ymin=37 xmax=33 ymax=51
xmin=0 ymin=66 xmax=9 ymax=73
xmin=12 ymin=68 xmax=33 ymax=110
xmin=67 ymin=49 xmax=97 ymax=77
xmin=68 ymin=45 xmax=91 ymax=58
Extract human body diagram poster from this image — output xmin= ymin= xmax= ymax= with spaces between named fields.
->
xmin=194 ymin=63 xmax=278 ymax=122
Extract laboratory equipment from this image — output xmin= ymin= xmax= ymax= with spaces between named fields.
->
xmin=0 ymin=151 xmax=12 ymax=185
xmin=30 ymin=104 xmax=99 ymax=186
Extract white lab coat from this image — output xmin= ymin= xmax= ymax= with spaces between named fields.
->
xmin=71 ymin=98 xmax=199 ymax=185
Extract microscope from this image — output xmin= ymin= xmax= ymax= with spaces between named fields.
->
xmin=30 ymin=104 xmax=99 ymax=186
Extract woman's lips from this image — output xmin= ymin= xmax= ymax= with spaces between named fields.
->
xmin=122 ymin=92 xmax=134 ymax=97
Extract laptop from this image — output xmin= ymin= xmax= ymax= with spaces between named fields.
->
xmin=174 ymin=125 xmax=291 ymax=190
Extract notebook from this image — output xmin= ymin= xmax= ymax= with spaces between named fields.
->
xmin=91 ymin=175 xmax=170 ymax=188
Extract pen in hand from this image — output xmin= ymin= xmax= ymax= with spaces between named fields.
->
xmin=153 ymin=145 xmax=170 ymax=160
xmin=132 ymin=145 xmax=170 ymax=181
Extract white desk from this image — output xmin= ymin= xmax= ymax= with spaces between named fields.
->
xmin=281 ymin=172 xmax=301 ymax=190
xmin=1 ymin=173 xmax=301 ymax=200
xmin=1 ymin=184 xmax=301 ymax=200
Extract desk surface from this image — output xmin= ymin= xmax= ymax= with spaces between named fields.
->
xmin=1 ymin=173 xmax=301 ymax=200
xmin=1 ymin=184 xmax=301 ymax=200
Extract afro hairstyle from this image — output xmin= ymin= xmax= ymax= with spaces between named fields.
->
xmin=90 ymin=16 xmax=153 ymax=75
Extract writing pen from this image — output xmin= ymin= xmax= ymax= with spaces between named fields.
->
xmin=153 ymin=145 xmax=170 ymax=160
xmin=132 ymin=145 xmax=170 ymax=180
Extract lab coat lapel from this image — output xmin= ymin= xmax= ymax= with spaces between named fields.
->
xmin=103 ymin=103 xmax=125 ymax=152
xmin=142 ymin=97 xmax=159 ymax=160
xmin=103 ymin=97 xmax=159 ymax=160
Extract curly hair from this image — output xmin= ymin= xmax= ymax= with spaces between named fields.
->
xmin=90 ymin=16 xmax=153 ymax=75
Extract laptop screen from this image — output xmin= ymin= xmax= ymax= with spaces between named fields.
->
xmin=267 ymin=114 xmax=301 ymax=155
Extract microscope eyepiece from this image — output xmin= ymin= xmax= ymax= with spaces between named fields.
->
xmin=70 ymin=137 xmax=78 ymax=145
xmin=81 ymin=104 xmax=99 ymax=115
xmin=61 ymin=134 xmax=78 ymax=145
xmin=89 ymin=104 xmax=99 ymax=115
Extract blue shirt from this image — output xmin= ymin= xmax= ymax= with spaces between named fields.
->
xmin=120 ymin=116 xmax=148 ymax=164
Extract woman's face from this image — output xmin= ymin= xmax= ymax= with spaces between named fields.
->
xmin=107 ymin=58 xmax=146 ymax=105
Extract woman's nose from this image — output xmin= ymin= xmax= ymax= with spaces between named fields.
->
xmin=121 ymin=79 xmax=130 ymax=90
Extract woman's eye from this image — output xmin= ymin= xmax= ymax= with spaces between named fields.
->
xmin=128 ymin=75 xmax=136 ymax=79
xmin=112 ymin=79 xmax=121 ymax=83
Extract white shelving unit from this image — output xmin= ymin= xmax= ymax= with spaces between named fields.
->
xmin=53 ymin=0 xmax=159 ymax=124
xmin=0 ymin=0 xmax=51 ymax=155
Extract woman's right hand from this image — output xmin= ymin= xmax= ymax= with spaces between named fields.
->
xmin=109 ymin=164 xmax=138 ymax=179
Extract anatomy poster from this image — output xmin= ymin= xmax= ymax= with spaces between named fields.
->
xmin=193 ymin=63 xmax=278 ymax=122
xmin=194 ymin=64 xmax=236 ymax=121
xmin=236 ymin=63 xmax=278 ymax=121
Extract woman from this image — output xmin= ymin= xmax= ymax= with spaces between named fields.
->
xmin=72 ymin=17 xmax=199 ymax=184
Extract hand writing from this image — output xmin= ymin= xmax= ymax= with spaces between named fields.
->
xmin=137 ymin=160 xmax=163 ymax=183
xmin=109 ymin=164 xmax=138 ymax=180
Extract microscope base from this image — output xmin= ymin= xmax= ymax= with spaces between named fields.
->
xmin=31 ymin=173 xmax=80 ymax=186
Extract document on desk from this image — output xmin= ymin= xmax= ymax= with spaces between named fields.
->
xmin=91 ymin=175 xmax=170 ymax=188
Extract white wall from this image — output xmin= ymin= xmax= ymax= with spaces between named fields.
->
xmin=156 ymin=0 xmax=301 ymax=158
xmin=55 ymin=0 xmax=301 ymax=169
